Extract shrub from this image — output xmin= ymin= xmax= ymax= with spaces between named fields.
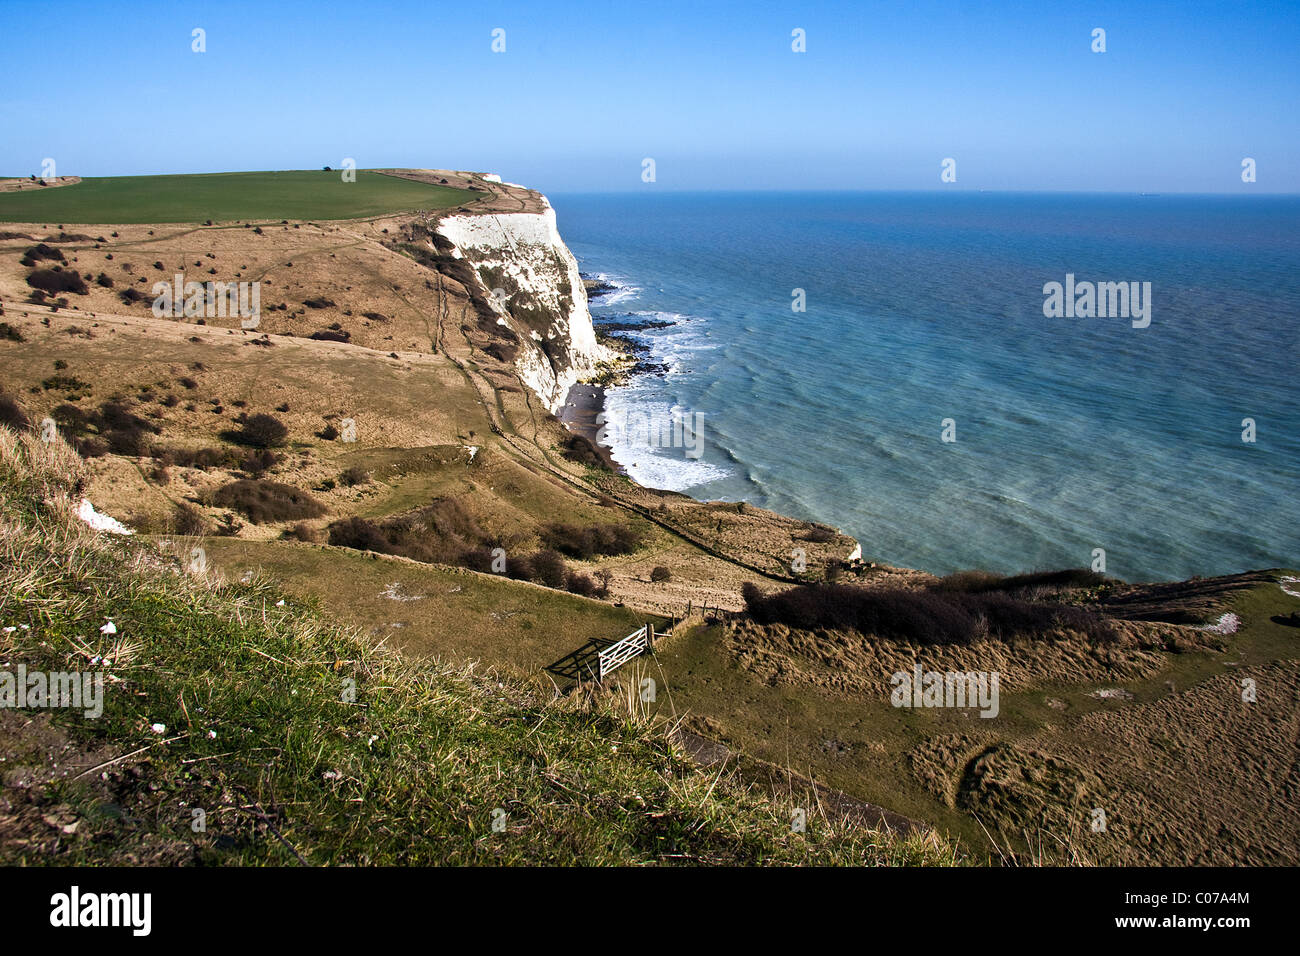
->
xmin=309 ymin=329 xmax=350 ymax=343
xmin=0 ymin=392 xmax=30 ymax=431
xmin=565 ymin=571 xmax=599 ymax=597
xmin=240 ymin=448 xmax=281 ymax=475
xmin=95 ymin=272 xmax=114 ymax=288
xmin=931 ymin=568 xmax=1108 ymax=594
xmin=303 ymin=297 xmax=335 ymax=309
xmin=504 ymin=552 xmax=536 ymax=582
xmin=327 ymin=516 xmax=391 ymax=553
xmin=42 ymin=369 xmax=92 ymax=392
xmin=650 ymin=566 xmax=672 ymax=583
xmin=235 ymin=413 xmax=288 ymax=448
xmin=559 ymin=433 xmax=609 ymax=469
xmin=317 ymin=423 xmax=340 ymax=441
xmin=531 ymin=549 xmax=568 ymax=589
xmin=339 ymin=466 xmax=370 ymax=487
xmin=931 ymin=571 xmax=1005 ymax=593
xmin=27 ymin=268 xmax=88 ymax=295
xmin=0 ymin=322 xmax=25 ymax=342
xmin=20 ymin=243 xmax=66 ymax=265
xmin=287 ymin=522 xmax=323 ymax=544
xmin=206 ymin=479 xmax=325 ymax=524
xmin=164 ymin=445 xmax=239 ymax=470
xmin=458 ymin=546 xmax=497 ymax=574
xmin=171 ymin=501 xmax=207 ymax=536
xmin=119 ymin=287 xmax=150 ymax=305
xmin=741 ymin=581 xmax=1116 ymax=646
xmin=542 ymin=521 xmax=644 ymax=559
xmin=484 ymin=341 xmax=518 ymax=363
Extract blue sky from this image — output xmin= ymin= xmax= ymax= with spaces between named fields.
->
xmin=2 ymin=0 xmax=1297 ymax=193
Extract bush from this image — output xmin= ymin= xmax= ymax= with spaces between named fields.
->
xmin=27 ymin=268 xmax=88 ymax=295
xmin=171 ymin=501 xmax=207 ymax=536
xmin=741 ymin=581 xmax=1115 ymax=646
xmin=206 ymin=479 xmax=325 ymax=524
xmin=565 ymin=571 xmax=599 ymax=597
xmin=650 ymin=566 xmax=672 ymax=583
xmin=0 ymin=322 xmax=25 ymax=342
xmin=240 ymin=448 xmax=281 ymax=475
xmin=303 ymin=297 xmax=335 ymax=309
xmin=325 ymin=498 xmax=487 ymax=565
xmin=559 ymin=433 xmax=609 ymax=470
xmin=458 ymin=546 xmax=497 ymax=574
xmin=541 ymin=521 xmax=644 ymax=559
xmin=287 ymin=522 xmax=323 ymax=544
xmin=309 ymin=329 xmax=350 ymax=343
xmin=162 ymin=445 xmax=239 ymax=470
xmin=317 ymin=423 xmax=340 ymax=441
xmin=531 ymin=549 xmax=568 ymax=589
xmin=20 ymin=243 xmax=66 ymax=265
xmin=42 ymin=375 xmax=92 ymax=395
xmin=0 ymin=392 xmax=30 ymax=431
xmin=48 ymin=400 xmax=160 ymax=457
xmin=484 ymin=341 xmax=518 ymax=363
xmin=505 ymin=552 xmax=536 ymax=582
xmin=235 ymin=413 xmax=288 ymax=448
xmin=95 ymin=272 xmax=114 ymax=288
xmin=931 ymin=568 xmax=1108 ymax=594
xmin=339 ymin=466 xmax=370 ymax=487
xmin=930 ymin=570 xmax=1005 ymax=593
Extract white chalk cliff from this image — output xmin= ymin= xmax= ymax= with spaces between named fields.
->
xmin=436 ymin=198 xmax=609 ymax=412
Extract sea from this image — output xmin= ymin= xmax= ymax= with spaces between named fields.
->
xmin=550 ymin=191 xmax=1300 ymax=581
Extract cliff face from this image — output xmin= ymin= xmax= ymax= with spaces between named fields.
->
xmin=436 ymin=199 xmax=607 ymax=411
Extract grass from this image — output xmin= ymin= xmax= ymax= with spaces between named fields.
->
xmin=0 ymin=170 xmax=481 ymax=224
xmin=0 ymin=427 xmax=957 ymax=865
xmin=197 ymin=537 xmax=651 ymax=675
xmin=650 ymin=571 xmax=1299 ymax=864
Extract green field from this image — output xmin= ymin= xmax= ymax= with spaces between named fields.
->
xmin=0 ymin=169 xmax=480 ymax=223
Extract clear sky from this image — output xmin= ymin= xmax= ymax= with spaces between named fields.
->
xmin=2 ymin=0 xmax=1297 ymax=193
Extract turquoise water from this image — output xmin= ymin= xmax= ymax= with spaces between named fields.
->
xmin=552 ymin=192 xmax=1300 ymax=581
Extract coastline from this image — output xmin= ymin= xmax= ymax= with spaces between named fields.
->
xmin=558 ymin=274 xmax=668 ymax=478
xmin=557 ymin=381 xmax=622 ymax=473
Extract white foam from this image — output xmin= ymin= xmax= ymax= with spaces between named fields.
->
xmin=600 ymin=391 xmax=731 ymax=492
xmin=589 ymin=273 xmax=642 ymax=306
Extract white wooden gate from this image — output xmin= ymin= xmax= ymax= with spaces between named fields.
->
xmin=598 ymin=625 xmax=652 ymax=680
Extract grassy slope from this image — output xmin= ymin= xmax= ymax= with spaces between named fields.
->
xmin=0 ymin=170 xmax=479 ymax=224
xmin=197 ymin=537 xmax=661 ymax=676
xmin=0 ymin=428 xmax=957 ymax=865
xmin=648 ymin=578 xmax=1300 ymax=864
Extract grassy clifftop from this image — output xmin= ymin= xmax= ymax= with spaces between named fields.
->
xmin=0 ymin=170 xmax=481 ymax=224
xmin=0 ymin=427 xmax=956 ymax=866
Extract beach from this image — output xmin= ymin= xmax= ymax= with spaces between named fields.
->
xmin=558 ymin=382 xmax=622 ymax=473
